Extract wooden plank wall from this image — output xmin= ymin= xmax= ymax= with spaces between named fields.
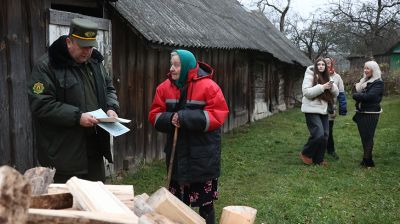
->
xmin=0 ymin=0 xmax=49 ymax=172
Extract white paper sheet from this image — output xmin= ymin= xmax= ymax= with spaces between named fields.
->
xmin=88 ymin=109 xmax=130 ymax=137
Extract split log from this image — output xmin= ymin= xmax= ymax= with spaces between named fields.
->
xmin=30 ymin=193 xmax=73 ymax=209
xmin=138 ymin=212 xmax=177 ymax=224
xmin=28 ymin=208 xmax=138 ymax=224
xmin=146 ymin=187 xmax=205 ymax=224
xmin=0 ymin=165 xmax=31 ymax=224
xmin=24 ymin=167 xmax=55 ymax=195
xmin=48 ymin=183 xmax=134 ymax=210
xmin=66 ymin=177 xmax=137 ymax=222
xmin=219 ymin=206 xmax=257 ymax=224
xmin=133 ymin=193 xmax=154 ymax=217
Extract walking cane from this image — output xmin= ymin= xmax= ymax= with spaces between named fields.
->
xmin=166 ymin=127 xmax=178 ymax=187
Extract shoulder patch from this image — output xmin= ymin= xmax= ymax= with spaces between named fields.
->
xmin=32 ymin=82 xmax=44 ymax=94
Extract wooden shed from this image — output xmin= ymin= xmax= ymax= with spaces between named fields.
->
xmin=348 ymin=38 xmax=400 ymax=75
xmin=0 ymin=0 xmax=310 ymax=173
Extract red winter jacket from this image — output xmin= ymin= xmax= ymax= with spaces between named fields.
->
xmin=148 ymin=62 xmax=228 ymax=183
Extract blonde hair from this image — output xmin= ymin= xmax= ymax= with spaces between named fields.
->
xmin=364 ymin=60 xmax=382 ymax=80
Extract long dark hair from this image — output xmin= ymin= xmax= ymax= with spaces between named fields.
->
xmin=313 ymin=57 xmax=333 ymax=102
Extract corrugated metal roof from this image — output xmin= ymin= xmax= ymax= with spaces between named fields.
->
xmin=110 ymin=0 xmax=311 ymax=66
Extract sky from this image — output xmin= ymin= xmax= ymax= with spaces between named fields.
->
xmin=239 ymin=0 xmax=326 ymax=18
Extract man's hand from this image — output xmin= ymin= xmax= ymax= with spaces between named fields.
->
xmin=107 ymin=110 xmax=118 ymax=118
xmin=80 ymin=112 xmax=99 ymax=127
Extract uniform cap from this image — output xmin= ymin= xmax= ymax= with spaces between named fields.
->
xmin=69 ymin=18 xmax=98 ymax=48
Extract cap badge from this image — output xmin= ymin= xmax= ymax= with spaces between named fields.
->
xmin=84 ymin=31 xmax=96 ymax=38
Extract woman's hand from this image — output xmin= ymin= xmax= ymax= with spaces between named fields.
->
xmin=171 ymin=113 xmax=180 ymax=128
xmin=323 ymin=81 xmax=333 ymax=90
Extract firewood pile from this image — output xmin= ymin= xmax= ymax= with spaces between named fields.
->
xmin=0 ymin=166 xmax=257 ymax=224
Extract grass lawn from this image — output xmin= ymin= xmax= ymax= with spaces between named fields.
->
xmin=116 ymin=95 xmax=400 ymax=223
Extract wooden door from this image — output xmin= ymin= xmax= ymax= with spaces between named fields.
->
xmin=49 ymin=9 xmax=112 ymax=75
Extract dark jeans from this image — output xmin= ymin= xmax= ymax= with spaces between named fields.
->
xmin=327 ymin=120 xmax=335 ymax=153
xmin=54 ymin=154 xmax=105 ymax=183
xmin=302 ymin=113 xmax=329 ymax=164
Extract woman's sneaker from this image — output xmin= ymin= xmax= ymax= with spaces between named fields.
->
xmin=299 ymin=152 xmax=313 ymax=165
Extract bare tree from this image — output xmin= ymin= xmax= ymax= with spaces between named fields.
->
xmin=286 ymin=15 xmax=342 ymax=61
xmin=256 ymin=0 xmax=291 ymax=32
xmin=329 ymin=0 xmax=400 ymax=55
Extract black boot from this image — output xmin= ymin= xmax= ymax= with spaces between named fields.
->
xmin=199 ymin=204 xmax=215 ymax=224
xmin=365 ymin=158 xmax=375 ymax=167
xmin=360 ymin=158 xmax=375 ymax=168
xmin=361 ymin=145 xmax=375 ymax=167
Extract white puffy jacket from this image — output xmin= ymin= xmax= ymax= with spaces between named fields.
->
xmin=301 ymin=66 xmax=339 ymax=114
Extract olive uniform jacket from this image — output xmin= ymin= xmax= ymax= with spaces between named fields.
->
xmin=28 ymin=36 xmax=119 ymax=175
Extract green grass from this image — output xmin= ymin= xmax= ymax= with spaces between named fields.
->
xmin=116 ymin=95 xmax=400 ymax=224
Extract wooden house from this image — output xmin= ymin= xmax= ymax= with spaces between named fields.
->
xmin=0 ymin=0 xmax=310 ymax=172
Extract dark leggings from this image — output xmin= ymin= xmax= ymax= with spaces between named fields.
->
xmin=327 ymin=120 xmax=335 ymax=153
xmin=354 ymin=113 xmax=380 ymax=159
xmin=199 ymin=203 xmax=215 ymax=224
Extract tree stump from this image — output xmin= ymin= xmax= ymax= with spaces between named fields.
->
xmin=24 ymin=166 xmax=55 ymax=195
xmin=0 ymin=165 xmax=32 ymax=223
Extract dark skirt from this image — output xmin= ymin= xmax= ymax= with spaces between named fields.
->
xmin=168 ymin=178 xmax=219 ymax=207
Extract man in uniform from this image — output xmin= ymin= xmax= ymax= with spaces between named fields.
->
xmin=28 ymin=18 xmax=119 ymax=183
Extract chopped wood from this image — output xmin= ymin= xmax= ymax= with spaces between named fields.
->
xmin=146 ymin=187 xmax=205 ymax=224
xmin=66 ymin=177 xmax=135 ymax=216
xmin=30 ymin=193 xmax=73 ymax=209
xmin=0 ymin=165 xmax=31 ymax=223
xmin=133 ymin=193 xmax=154 ymax=217
xmin=137 ymin=193 xmax=149 ymax=201
xmin=28 ymin=208 xmax=138 ymax=224
xmin=24 ymin=166 xmax=55 ymax=195
xmin=48 ymin=183 xmax=134 ymax=210
xmin=138 ymin=212 xmax=177 ymax=224
xmin=219 ymin=206 xmax=257 ymax=224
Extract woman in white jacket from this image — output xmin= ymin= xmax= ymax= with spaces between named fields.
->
xmin=299 ymin=58 xmax=339 ymax=165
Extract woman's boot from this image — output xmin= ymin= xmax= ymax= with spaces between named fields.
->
xmin=361 ymin=146 xmax=374 ymax=168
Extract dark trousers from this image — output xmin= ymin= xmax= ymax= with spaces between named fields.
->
xmin=54 ymin=154 xmax=106 ymax=183
xmin=354 ymin=113 xmax=380 ymax=159
xmin=327 ymin=120 xmax=335 ymax=153
xmin=302 ymin=113 xmax=329 ymax=164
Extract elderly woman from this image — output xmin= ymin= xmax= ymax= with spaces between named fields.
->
xmin=299 ymin=58 xmax=339 ymax=166
xmin=148 ymin=49 xmax=228 ymax=224
xmin=352 ymin=60 xmax=384 ymax=168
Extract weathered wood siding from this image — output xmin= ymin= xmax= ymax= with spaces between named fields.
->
xmin=0 ymin=0 xmax=49 ymax=172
